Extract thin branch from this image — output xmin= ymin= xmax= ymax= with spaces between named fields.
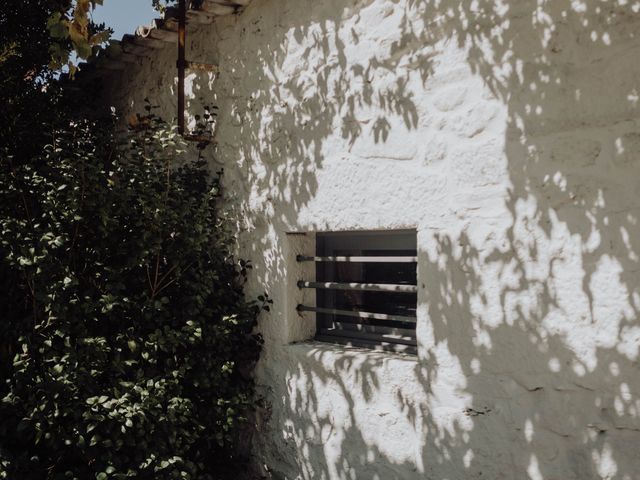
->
xmin=152 ymin=276 xmax=178 ymax=298
xmin=153 ymin=253 xmax=160 ymax=291
xmin=146 ymin=264 xmax=154 ymax=295
xmin=17 ymin=186 xmax=32 ymax=223
xmin=25 ymin=275 xmax=37 ymax=327
xmin=155 ymin=263 xmax=179 ymax=289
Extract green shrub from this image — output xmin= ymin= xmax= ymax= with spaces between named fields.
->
xmin=0 ymin=111 xmax=266 ymax=479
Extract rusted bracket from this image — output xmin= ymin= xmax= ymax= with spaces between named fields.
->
xmin=183 ymin=133 xmax=216 ymax=144
xmin=185 ymin=61 xmax=220 ymax=73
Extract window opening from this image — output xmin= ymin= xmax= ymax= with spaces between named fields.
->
xmin=297 ymin=230 xmax=417 ymax=354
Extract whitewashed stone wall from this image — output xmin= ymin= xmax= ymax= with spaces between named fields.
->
xmin=106 ymin=0 xmax=640 ymax=478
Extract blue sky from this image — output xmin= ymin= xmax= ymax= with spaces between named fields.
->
xmin=93 ymin=1 xmax=159 ymax=40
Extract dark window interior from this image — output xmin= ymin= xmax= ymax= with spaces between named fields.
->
xmin=307 ymin=230 xmax=417 ymax=354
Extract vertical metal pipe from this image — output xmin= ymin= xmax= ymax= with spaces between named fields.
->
xmin=177 ymin=0 xmax=186 ymax=134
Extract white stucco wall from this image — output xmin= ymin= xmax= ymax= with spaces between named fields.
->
xmin=106 ymin=0 xmax=640 ymax=478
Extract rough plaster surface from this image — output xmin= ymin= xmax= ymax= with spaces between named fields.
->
xmin=105 ymin=0 xmax=640 ymax=478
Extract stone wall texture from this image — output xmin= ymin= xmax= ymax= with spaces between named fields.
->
xmin=105 ymin=0 xmax=640 ymax=478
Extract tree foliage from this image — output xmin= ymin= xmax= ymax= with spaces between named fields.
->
xmin=0 ymin=0 xmax=69 ymax=163
xmin=0 ymin=0 xmax=71 ymax=77
xmin=0 ymin=107 xmax=266 ymax=478
xmin=47 ymin=0 xmax=112 ymax=72
xmin=47 ymin=0 xmax=180 ymax=73
xmin=2 ymin=0 xmax=177 ymax=77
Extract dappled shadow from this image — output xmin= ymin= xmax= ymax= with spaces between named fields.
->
xmin=206 ymin=0 xmax=640 ymax=478
xmin=100 ymin=0 xmax=640 ymax=477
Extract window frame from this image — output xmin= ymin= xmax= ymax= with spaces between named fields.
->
xmin=297 ymin=229 xmax=418 ymax=354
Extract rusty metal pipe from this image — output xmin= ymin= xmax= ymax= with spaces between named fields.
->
xmin=177 ymin=0 xmax=186 ymax=134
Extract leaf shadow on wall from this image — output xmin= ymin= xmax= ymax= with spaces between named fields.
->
xmin=190 ymin=0 xmax=640 ymax=478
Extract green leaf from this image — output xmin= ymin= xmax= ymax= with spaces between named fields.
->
xmin=0 ymin=104 xmax=263 ymax=478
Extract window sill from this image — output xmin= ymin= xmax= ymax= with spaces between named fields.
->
xmin=287 ymin=338 xmax=418 ymax=359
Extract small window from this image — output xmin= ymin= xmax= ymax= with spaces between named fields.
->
xmin=297 ymin=230 xmax=417 ymax=354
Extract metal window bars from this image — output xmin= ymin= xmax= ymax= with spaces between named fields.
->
xmin=296 ymin=252 xmax=418 ymax=354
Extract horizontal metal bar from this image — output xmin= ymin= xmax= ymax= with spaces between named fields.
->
xmin=323 ymin=314 xmax=417 ymax=329
xmin=297 ymin=255 xmax=417 ymax=263
xmin=332 ymin=321 xmax=415 ymax=337
xmin=298 ymin=281 xmax=417 ymax=293
xmin=297 ymin=305 xmax=416 ymax=323
xmin=315 ymin=335 xmax=417 ymax=355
